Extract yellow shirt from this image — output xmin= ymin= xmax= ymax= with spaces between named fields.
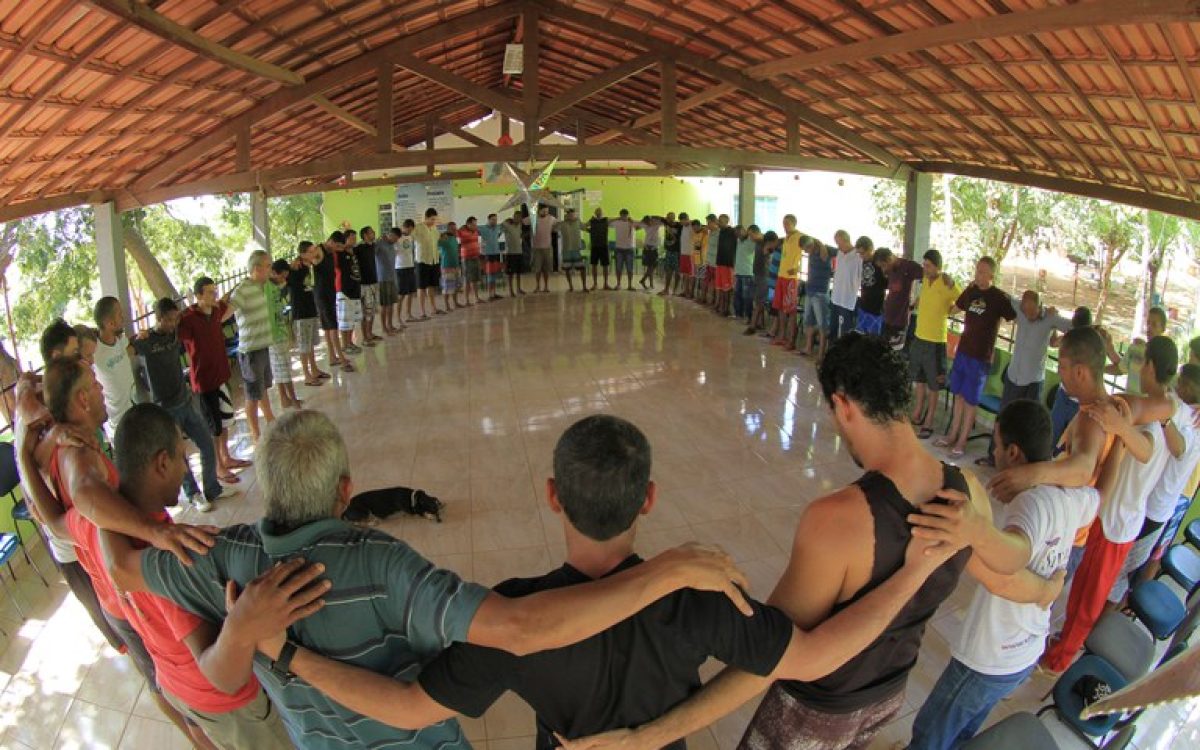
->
xmin=914 ymin=275 xmax=960 ymax=343
xmin=412 ymin=223 xmax=441 ymax=265
xmin=780 ymin=230 xmax=803 ymax=280
xmin=693 ymin=228 xmax=708 ymax=265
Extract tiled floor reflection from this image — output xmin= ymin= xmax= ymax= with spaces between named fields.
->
xmin=0 ymin=281 xmax=1195 ymax=748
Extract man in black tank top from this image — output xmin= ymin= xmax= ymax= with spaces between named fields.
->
xmin=555 ymin=334 xmax=986 ymax=750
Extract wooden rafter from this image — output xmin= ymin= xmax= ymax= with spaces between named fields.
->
xmin=532 ymin=0 xmax=900 ymax=169
xmin=130 ymin=1 xmax=522 ymax=189
xmin=85 ymin=0 xmax=304 ymax=84
xmin=747 ymin=0 xmax=1200 ymax=78
xmin=540 ymin=53 xmax=658 ymax=121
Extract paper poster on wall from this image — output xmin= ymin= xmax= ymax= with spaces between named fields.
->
xmin=394 ymin=184 xmax=424 ymax=223
xmin=424 ymin=181 xmax=454 ymax=220
xmin=584 ymin=190 xmax=602 ymax=206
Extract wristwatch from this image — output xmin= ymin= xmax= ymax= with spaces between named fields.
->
xmin=270 ymin=640 xmax=299 ymax=681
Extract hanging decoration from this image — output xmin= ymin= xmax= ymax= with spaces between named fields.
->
xmin=495 ymin=156 xmax=563 ymax=238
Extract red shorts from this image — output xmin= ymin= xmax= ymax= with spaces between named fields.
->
xmin=773 ymin=278 xmax=798 ymax=313
xmin=679 ymin=255 xmax=694 ymax=276
xmin=715 ymin=266 xmax=734 ymax=292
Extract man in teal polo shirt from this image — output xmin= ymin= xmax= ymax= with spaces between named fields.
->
xmin=104 ymin=409 xmax=750 ymax=750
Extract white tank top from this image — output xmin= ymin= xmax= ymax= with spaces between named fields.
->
xmin=1101 ymin=422 xmax=1170 ymax=543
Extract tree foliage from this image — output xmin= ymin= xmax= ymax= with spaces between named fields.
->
xmin=219 ymin=192 xmax=325 ymax=259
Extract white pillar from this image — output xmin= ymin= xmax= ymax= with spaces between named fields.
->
xmin=903 ymin=171 xmax=932 ymax=260
xmin=251 ymin=192 xmax=271 ymax=253
xmin=94 ymin=201 xmax=132 ymax=333
xmin=737 ymin=170 xmax=756 ymax=227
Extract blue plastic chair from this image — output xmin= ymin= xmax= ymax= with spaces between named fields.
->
xmin=1040 ymin=654 xmax=1129 ymax=742
xmin=0 ymin=532 xmax=27 ymax=619
xmin=1128 ymin=580 xmax=1187 ymax=640
xmin=1185 ymin=518 xmax=1200 ymax=549
xmin=1159 ymin=545 xmax=1200 ymax=594
xmin=0 ymin=442 xmax=47 ymax=586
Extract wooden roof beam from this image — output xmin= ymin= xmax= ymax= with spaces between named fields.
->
xmin=540 ymin=53 xmax=659 ymax=121
xmin=85 ymin=0 xmax=304 ymax=85
xmin=913 ymin=162 xmax=1199 ymax=220
xmin=131 ymin=0 xmax=522 ymax=190
xmin=393 ymin=51 xmax=525 ymax=121
xmin=747 ymin=0 xmax=1200 ymax=78
xmin=531 ymin=0 xmax=900 ymax=169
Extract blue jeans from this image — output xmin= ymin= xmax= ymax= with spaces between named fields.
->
xmin=734 ymin=275 xmax=754 ymax=321
xmin=909 ymin=658 xmax=1035 ymax=750
xmin=165 ymin=396 xmax=221 ymax=501
xmin=829 ymin=303 xmax=856 ymax=339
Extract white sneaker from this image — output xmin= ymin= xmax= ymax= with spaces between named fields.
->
xmin=191 ymin=493 xmax=213 ymax=513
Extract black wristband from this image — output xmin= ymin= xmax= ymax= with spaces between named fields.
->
xmin=270 ymin=640 xmax=298 ymax=680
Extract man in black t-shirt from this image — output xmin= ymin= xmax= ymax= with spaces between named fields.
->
xmin=312 ymin=232 xmax=347 ymax=371
xmin=660 ymin=211 xmax=683 ymax=298
xmin=856 ymin=243 xmax=890 ymax=336
xmin=335 ymin=229 xmax=364 ymax=357
xmin=234 ymin=416 xmax=958 ymax=749
xmin=354 ymin=227 xmax=383 ymax=347
xmin=286 ymin=242 xmax=327 ymax=387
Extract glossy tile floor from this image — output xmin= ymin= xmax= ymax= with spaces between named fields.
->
xmin=1 ymin=277 xmax=1197 ymax=749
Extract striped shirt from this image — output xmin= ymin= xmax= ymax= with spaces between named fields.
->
xmin=142 ymin=518 xmax=488 ymax=750
xmin=229 ymin=280 xmax=273 ymax=353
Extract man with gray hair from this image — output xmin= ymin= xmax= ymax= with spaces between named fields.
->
xmin=104 ymin=409 xmax=754 ymax=750
xmin=227 ymin=250 xmax=277 ymax=442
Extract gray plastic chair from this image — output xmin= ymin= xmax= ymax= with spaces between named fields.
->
xmin=1085 ymin=610 xmax=1157 ymax=679
xmin=961 ymin=712 xmax=1058 ymax=749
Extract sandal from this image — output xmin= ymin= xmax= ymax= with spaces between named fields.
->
xmin=948 ymin=447 xmax=965 ymax=458
xmin=304 ymin=378 xmax=324 ymax=387
xmin=932 ymin=437 xmax=953 ymax=448
xmin=975 ymin=456 xmax=995 ymax=467
xmin=317 ymin=370 xmax=332 ymax=379
xmin=218 ymin=472 xmax=240 ymax=484
xmin=342 ymin=362 xmax=356 ymax=372
xmin=917 ymin=427 xmax=934 ymax=440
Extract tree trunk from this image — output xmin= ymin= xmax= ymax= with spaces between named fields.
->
xmin=1097 ymin=246 xmax=1114 ymax=324
xmin=123 ymin=224 xmax=179 ymax=300
xmin=0 ymin=337 xmax=18 ymax=423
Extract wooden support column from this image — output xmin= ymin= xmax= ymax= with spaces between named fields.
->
xmin=501 ymin=114 xmax=511 ymax=139
xmin=94 ymin=201 xmax=132 ymax=335
xmin=903 ymin=171 xmax=932 ymax=260
xmin=661 ymin=58 xmax=677 ymax=146
xmin=577 ymin=118 xmax=585 ymax=168
xmin=426 ymin=115 xmax=436 ymax=176
xmin=522 ymin=5 xmax=540 ymax=158
xmin=251 ymin=192 xmax=270 ymax=253
xmin=235 ymin=126 xmax=251 ymax=171
xmin=785 ymin=112 xmax=799 ymax=154
xmin=738 ymin=170 xmax=756 ymax=227
xmin=376 ymin=62 xmax=394 ymax=153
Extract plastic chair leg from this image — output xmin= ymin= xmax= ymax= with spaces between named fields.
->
xmin=0 ymin=568 xmax=25 ymax=619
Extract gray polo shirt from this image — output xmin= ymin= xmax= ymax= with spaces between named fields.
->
xmin=1007 ymin=297 xmax=1072 ymax=386
xmin=143 ymin=518 xmax=488 ymax=750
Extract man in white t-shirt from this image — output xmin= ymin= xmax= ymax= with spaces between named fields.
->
xmin=1132 ymin=363 xmax=1200 ymax=584
xmin=92 ymin=296 xmax=138 ymax=439
xmin=827 ymin=230 xmax=862 ymax=341
xmin=908 ymin=399 xmax=1099 ymax=749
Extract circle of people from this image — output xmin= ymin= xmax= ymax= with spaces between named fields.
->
xmin=13 ymin=198 xmax=1200 ymax=750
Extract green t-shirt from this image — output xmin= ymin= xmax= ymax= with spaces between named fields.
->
xmin=142 ymin=518 xmax=488 ymax=750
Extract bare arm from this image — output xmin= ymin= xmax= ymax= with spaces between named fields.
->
xmin=467 ymin=544 xmax=751 ymax=656
xmin=1164 ymin=419 xmax=1186 ymax=459
xmin=1082 ymin=398 xmax=1151 ymax=463
xmin=988 ymin=414 xmax=1105 ymax=500
xmin=909 ymin=472 xmax=1026 ymax=575
xmin=180 ymin=560 xmax=329 ymax=695
xmin=63 ymin=448 xmax=218 ymax=566
xmin=284 ymin=651 xmax=456 ymax=730
xmin=561 ymin=536 xmax=969 ymax=750
xmin=17 ymin=420 xmax=68 ymax=537
xmin=966 ymin=554 xmax=1065 ymax=607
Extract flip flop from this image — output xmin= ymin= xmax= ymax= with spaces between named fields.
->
xmin=316 ymin=371 xmax=332 ymax=379
xmin=975 ymin=456 xmax=994 ymax=467
xmin=948 ymin=448 xmax=965 ymax=458
xmin=304 ymin=378 xmax=324 ymax=387
xmin=218 ymin=472 xmax=240 ymax=484
xmin=932 ymin=437 xmax=953 ymax=448
xmin=342 ymin=362 xmax=356 ymax=372
xmin=917 ymin=428 xmax=934 ymax=440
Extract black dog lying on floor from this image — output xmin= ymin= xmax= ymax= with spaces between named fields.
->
xmin=342 ymin=486 xmax=445 ymax=524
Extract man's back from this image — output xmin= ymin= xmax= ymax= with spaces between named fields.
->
xmin=780 ymin=464 xmax=971 ymax=712
xmin=141 ymin=519 xmax=489 ymax=750
xmin=417 ymin=556 xmax=792 ymax=750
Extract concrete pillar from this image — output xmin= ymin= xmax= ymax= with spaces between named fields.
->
xmin=251 ymin=192 xmax=271 ymax=253
xmin=737 ymin=170 xmax=756 ymax=227
xmin=902 ymin=171 xmax=932 ymax=260
xmin=94 ymin=201 xmax=132 ymax=332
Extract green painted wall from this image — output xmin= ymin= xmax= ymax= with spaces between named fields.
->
xmin=321 ymin=175 xmax=720 ymax=236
